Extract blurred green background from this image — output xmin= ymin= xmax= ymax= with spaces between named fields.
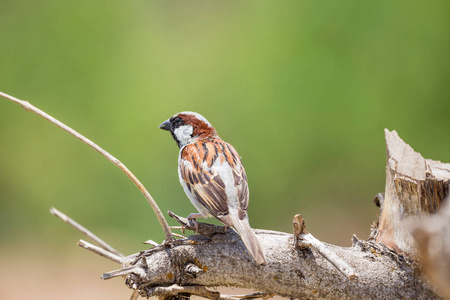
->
xmin=1 ymin=1 xmax=450 ymax=299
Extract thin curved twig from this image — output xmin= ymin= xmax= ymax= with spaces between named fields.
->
xmin=0 ymin=91 xmax=174 ymax=241
xmin=50 ymin=207 xmax=124 ymax=257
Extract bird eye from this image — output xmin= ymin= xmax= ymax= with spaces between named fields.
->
xmin=173 ymin=117 xmax=182 ymax=124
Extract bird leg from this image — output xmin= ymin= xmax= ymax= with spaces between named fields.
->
xmin=187 ymin=213 xmax=203 ymax=233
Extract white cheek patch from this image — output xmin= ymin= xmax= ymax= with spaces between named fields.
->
xmin=174 ymin=125 xmax=194 ymax=146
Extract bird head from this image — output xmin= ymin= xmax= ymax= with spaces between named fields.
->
xmin=159 ymin=112 xmax=218 ymax=148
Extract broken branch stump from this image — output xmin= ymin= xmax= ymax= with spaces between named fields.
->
xmin=374 ymin=129 xmax=450 ymax=256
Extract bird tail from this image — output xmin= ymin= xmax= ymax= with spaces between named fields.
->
xmin=231 ymin=215 xmax=267 ymax=265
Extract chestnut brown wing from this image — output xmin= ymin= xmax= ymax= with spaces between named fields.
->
xmin=180 ymin=140 xmax=249 ymax=224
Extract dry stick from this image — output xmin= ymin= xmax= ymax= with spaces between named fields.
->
xmin=0 ymin=91 xmax=174 ymax=242
xmin=130 ymin=290 xmax=139 ymax=300
xmin=301 ymin=233 xmax=358 ymax=281
xmin=50 ymin=207 xmax=123 ymax=257
xmin=293 ymin=214 xmax=358 ymax=281
xmin=78 ymin=240 xmax=122 ymax=264
xmin=142 ymin=239 xmax=160 ymax=247
xmin=102 ymin=265 xmax=147 ymax=280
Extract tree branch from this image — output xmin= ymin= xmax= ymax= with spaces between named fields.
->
xmin=51 ymin=207 xmax=124 ymax=257
xmin=0 ymin=91 xmax=174 ymax=242
xmin=93 ymin=226 xmax=436 ymax=299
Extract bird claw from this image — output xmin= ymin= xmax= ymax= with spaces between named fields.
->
xmin=188 ymin=219 xmax=199 ymax=233
xmin=187 ymin=213 xmax=202 ymax=233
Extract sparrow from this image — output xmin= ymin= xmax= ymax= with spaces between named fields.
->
xmin=159 ymin=111 xmax=266 ymax=265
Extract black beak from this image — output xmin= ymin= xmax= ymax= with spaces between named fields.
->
xmin=158 ymin=120 xmax=171 ymax=131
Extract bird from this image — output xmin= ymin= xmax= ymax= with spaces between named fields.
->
xmin=159 ymin=111 xmax=266 ymax=265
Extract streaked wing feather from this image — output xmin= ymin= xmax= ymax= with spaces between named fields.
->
xmin=180 ymin=140 xmax=249 ymax=224
xmin=227 ymin=144 xmax=249 ymax=219
xmin=180 ymin=143 xmax=229 ymax=218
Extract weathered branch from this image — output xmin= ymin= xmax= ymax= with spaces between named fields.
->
xmin=0 ymin=91 xmax=174 ymax=242
xmin=56 ymin=206 xmax=423 ymax=299
xmin=98 ymin=227 xmax=436 ymax=299
xmin=173 ymin=212 xmax=358 ymax=281
xmin=45 ymin=129 xmax=449 ymax=299
xmin=374 ymin=129 xmax=450 ymax=256
xmin=48 ymin=204 xmax=435 ymax=299
xmin=79 ymin=211 xmax=434 ymax=299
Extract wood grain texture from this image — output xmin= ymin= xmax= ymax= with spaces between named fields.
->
xmin=116 ymin=229 xmax=437 ymax=299
xmin=375 ymin=129 xmax=450 ymax=256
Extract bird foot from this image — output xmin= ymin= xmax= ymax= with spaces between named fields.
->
xmin=187 ymin=213 xmax=203 ymax=233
